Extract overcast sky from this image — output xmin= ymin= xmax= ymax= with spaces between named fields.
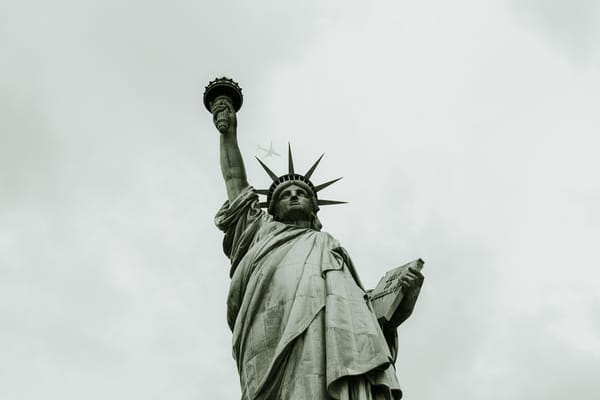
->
xmin=1 ymin=0 xmax=599 ymax=399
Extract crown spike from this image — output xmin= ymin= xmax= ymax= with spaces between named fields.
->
xmin=314 ymin=177 xmax=343 ymax=193
xmin=256 ymin=189 xmax=270 ymax=195
xmin=255 ymin=157 xmax=278 ymax=181
xmin=317 ymin=199 xmax=348 ymax=206
xmin=288 ymin=143 xmax=295 ymax=174
xmin=305 ymin=153 xmax=324 ymax=180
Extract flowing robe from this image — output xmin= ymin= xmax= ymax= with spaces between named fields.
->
xmin=216 ymin=187 xmax=402 ymax=400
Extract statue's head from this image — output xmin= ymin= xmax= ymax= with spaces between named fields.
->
xmin=256 ymin=145 xmax=346 ymax=230
xmin=271 ymin=181 xmax=319 ymax=227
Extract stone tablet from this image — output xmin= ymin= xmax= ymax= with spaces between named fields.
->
xmin=369 ymin=259 xmax=424 ymax=326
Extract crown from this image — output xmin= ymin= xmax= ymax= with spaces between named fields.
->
xmin=203 ymin=77 xmax=243 ymax=112
xmin=256 ymin=144 xmax=347 ymax=214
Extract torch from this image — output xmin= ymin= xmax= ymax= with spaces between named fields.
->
xmin=203 ymin=77 xmax=244 ymax=133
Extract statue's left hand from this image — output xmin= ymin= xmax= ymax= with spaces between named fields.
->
xmin=399 ymin=266 xmax=424 ymax=315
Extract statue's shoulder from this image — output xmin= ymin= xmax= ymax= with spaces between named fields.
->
xmin=317 ymin=229 xmax=339 ymax=241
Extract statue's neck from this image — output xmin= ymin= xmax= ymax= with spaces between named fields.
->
xmin=281 ymin=219 xmax=312 ymax=229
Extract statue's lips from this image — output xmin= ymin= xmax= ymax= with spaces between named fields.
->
xmin=287 ymin=202 xmax=308 ymax=211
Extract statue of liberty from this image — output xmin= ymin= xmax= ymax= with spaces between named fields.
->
xmin=205 ymin=78 xmax=424 ymax=400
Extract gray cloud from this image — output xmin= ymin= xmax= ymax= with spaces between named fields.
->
xmin=1 ymin=2 xmax=341 ymax=398
xmin=2 ymin=1 xmax=599 ymax=399
xmin=509 ymin=0 xmax=600 ymax=61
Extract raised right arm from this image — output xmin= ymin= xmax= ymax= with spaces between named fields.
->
xmin=211 ymin=96 xmax=249 ymax=202
xmin=220 ymin=132 xmax=249 ymax=202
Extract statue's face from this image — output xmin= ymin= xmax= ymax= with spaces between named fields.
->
xmin=274 ymin=184 xmax=314 ymax=222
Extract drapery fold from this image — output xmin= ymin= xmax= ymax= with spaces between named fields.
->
xmin=215 ymin=187 xmax=402 ymax=400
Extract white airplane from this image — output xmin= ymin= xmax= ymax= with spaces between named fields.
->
xmin=257 ymin=141 xmax=281 ymax=158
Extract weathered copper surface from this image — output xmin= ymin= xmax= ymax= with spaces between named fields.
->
xmin=207 ymin=78 xmax=424 ymax=399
